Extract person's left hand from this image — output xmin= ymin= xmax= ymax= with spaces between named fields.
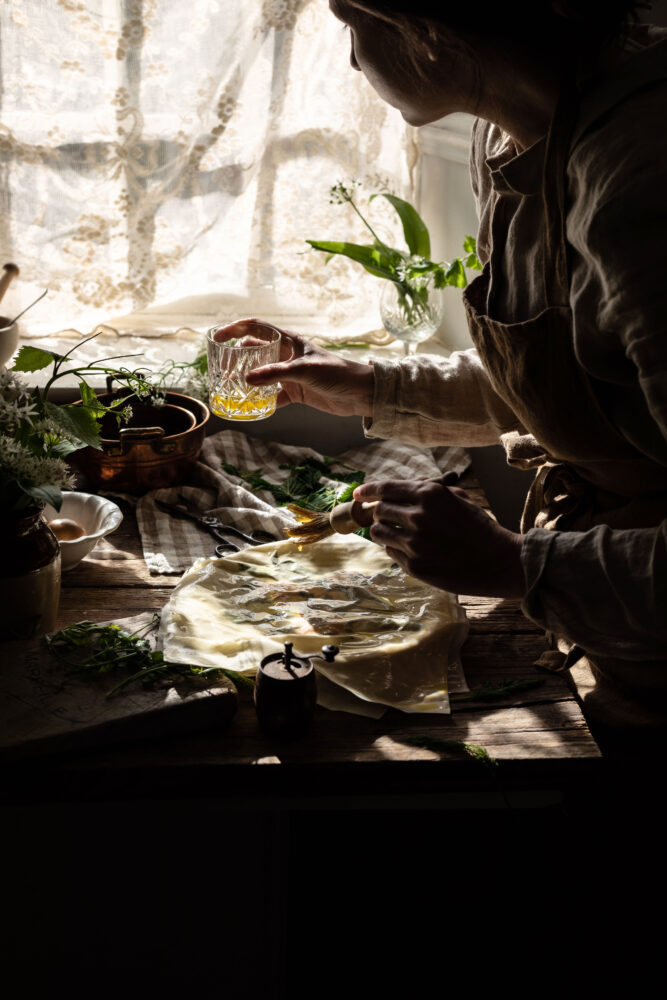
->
xmin=353 ymin=477 xmax=526 ymax=599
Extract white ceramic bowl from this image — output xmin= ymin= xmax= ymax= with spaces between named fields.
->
xmin=0 ymin=318 xmax=19 ymax=370
xmin=44 ymin=492 xmax=123 ymax=571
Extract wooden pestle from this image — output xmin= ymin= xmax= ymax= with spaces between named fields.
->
xmin=0 ymin=263 xmax=19 ymax=306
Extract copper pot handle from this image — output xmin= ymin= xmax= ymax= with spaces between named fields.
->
xmin=114 ymin=426 xmax=166 ymax=455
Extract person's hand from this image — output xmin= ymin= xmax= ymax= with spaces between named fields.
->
xmin=213 ymin=319 xmax=375 ymax=418
xmin=353 ymin=477 xmax=526 ymax=599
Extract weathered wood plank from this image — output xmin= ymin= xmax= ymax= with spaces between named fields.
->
xmin=45 ymin=696 xmax=597 ymax=773
xmin=56 ymin=587 xmax=174 ymax=627
xmin=67 ymin=558 xmax=177 ymax=588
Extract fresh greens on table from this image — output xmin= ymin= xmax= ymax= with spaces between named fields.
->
xmin=45 ymin=615 xmax=253 ymax=698
xmin=222 ymin=455 xmax=372 ymax=538
xmin=404 ymin=734 xmax=497 ymax=768
xmin=451 ymin=677 xmax=546 ymax=703
xmin=222 ymin=456 xmax=364 ymax=509
xmin=306 ymin=180 xmax=482 ymax=327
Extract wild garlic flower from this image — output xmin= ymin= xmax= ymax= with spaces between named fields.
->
xmin=0 ymin=436 xmax=76 ymax=490
xmin=0 ymin=371 xmax=39 ymax=431
xmin=329 ymin=180 xmax=360 ymax=205
xmin=30 ymin=416 xmax=81 ymax=444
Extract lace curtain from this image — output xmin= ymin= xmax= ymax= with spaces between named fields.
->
xmin=0 ymin=0 xmax=415 ymax=366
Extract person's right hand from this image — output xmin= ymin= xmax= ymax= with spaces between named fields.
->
xmin=214 ymin=318 xmax=375 ymax=418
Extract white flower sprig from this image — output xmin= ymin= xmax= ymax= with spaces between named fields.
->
xmin=2 ymin=332 xmax=164 ymax=513
xmin=0 ymin=436 xmax=76 ymax=492
xmin=0 ymin=371 xmax=39 ymax=431
xmin=0 ymin=370 xmax=79 ymax=511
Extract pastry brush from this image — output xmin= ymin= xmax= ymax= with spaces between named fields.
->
xmin=285 ymin=499 xmax=377 ymax=545
xmin=285 ymin=471 xmax=461 ymax=546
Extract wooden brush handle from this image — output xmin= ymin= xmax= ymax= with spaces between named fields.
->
xmin=329 ymin=500 xmax=378 ymax=534
xmin=0 ymin=263 xmax=19 ymax=305
xmin=330 ymin=473 xmax=460 ymax=535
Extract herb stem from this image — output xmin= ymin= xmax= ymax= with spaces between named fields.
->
xmin=348 ymin=197 xmax=389 ymax=250
xmin=43 ymin=356 xmax=148 ymax=398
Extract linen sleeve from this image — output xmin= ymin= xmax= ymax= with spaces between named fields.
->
xmin=365 ymin=349 xmax=521 ymax=447
xmin=521 ymin=524 xmax=667 ymax=659
xmin=520 ymin=80 xmax=667 ymax=658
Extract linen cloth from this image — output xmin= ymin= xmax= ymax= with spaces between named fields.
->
xmin=135 ymin=429 xmax=469 ymax=575
xmin=365 ymin=29 xmax=667 ymax=661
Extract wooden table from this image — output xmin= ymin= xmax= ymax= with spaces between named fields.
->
xmin=0 ymin=471 xmax=607 ymax=988
xmin=3 ymin=469 xmax=601 ymax=803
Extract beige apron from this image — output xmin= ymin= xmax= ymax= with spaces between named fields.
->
xmin=462 ymin=67 xmax=667 ymax=747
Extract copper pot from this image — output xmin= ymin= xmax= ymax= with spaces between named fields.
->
xmin=71 ymin=389 xmax=210 ymax=493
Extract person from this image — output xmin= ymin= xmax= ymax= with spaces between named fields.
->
xmin=217 ymin=1 xmax=667 ymax=749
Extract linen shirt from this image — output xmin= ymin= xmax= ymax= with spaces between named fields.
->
xmin=365 ymin=32 xmax=667 ymax=660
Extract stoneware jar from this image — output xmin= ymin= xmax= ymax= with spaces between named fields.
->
xmin=0 ymin=506 xmax=61 ymax=640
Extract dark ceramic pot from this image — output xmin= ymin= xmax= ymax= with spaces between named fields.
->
xmin=0 ymin=506 xmax=61 ymax=640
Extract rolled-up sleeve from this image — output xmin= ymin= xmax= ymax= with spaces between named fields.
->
xmin=365 ymin=348 xmax=521 ymax=447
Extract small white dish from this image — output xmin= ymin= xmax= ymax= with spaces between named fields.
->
xmin=44 ymin=492 xmax=123 ymax=571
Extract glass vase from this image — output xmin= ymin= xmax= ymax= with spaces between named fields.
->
xmin=0 ymin=506 xmax=61 ymax=641
xmin=380 ymin=278 xmax=445 ymax=355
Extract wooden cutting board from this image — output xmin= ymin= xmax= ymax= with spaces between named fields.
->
xmin=0 ymin=613 xmax=238 ymax=760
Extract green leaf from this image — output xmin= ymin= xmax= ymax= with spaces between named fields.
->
xmin=327 ymin=340 xmax=371 ymax=350
xmin=404 ymin=735 xmax=497 ymax=768
xmin=51 ymin=439 xmax=85 ymax=458
xmin=451 ymin=677 xmax=546 ymax=703
xmin=12 ymin=345 xmax=57 ymax=373
xmin=462 ymin=236 xmax=482 ymax=270
xmin=370 ymin=193 xmax=431 ymax=258
xmin=77 ymin=380 xmax=105 ymax=416
xmin=223 ymin=456 xmax=365 ymax=512
xmin=403 ymin=259 xmax=437 ymax=275
xmin=219 ymin=668 xmax=255 ymax=691
xmin=22 ymin=483 xmax=63 ymax=510
xmin=44 ymin=400 xmax=102 ymax=449
xmin=306 ymin=240 xmax=399 ymax=280
xmin=432 ymin=268 xmax=447 ymax=290
xmin=191 ymin=351 xmax=208 ymax=375
xmin=444 ymin=258 xmax=467 ymax=288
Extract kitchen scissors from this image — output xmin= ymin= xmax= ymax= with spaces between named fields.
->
xmin=155 ymin=496 xmax=276 ymax=556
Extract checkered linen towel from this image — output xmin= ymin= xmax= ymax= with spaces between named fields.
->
xmin=136 ymin=429 xmax=469 ymax=574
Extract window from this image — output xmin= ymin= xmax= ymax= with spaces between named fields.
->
xmin=1 ymin=0 xmax=414 ymax=368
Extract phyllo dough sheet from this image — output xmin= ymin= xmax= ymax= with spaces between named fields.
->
xmin=159 ymin=534 xmax=468 ymax=713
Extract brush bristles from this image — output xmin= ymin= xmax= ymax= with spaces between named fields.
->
xmin=284 ymin=504 xmax=334 ymax=545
